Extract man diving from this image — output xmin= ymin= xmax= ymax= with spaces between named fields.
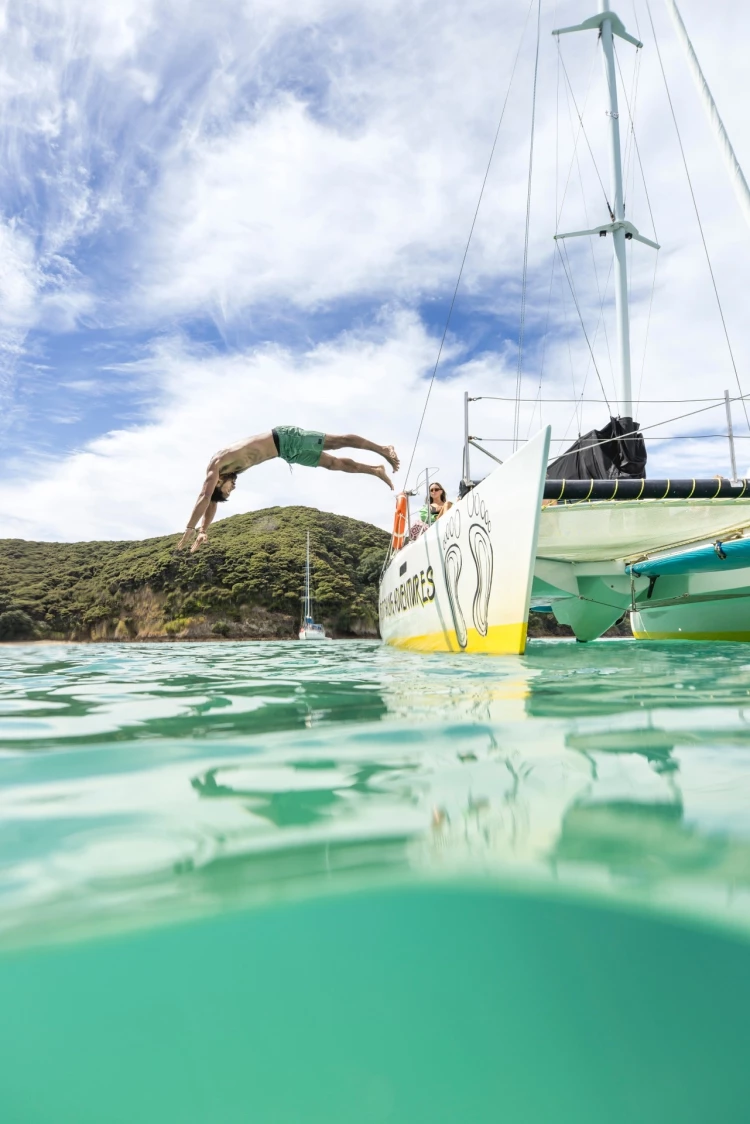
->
xmin=177 ymin=426 xmax=400 ymax=551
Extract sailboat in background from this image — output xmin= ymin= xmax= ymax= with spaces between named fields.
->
xmin=381 ymin=0 xmax=750 ymax=652
xmin=299 ymin=532 xmax=328 ymax=641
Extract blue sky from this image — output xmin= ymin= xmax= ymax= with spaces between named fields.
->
xmin=1 ymin=0 xmax=750 ymax=542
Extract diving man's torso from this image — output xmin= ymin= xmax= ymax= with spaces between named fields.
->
xmin=213 ymin=432 xmax=277 ymax=475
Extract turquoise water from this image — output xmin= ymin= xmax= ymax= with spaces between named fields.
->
xmin=2 ymin=639 xmax=750 ymax=1121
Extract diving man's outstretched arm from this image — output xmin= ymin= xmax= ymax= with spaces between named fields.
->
xmin=186 ymin=501 xmax=218 ymax=552
xmin=177 ymin=461 xmax=221 ymax=550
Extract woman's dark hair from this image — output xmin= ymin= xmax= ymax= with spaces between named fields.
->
xmin=426 ymin=481 xmax=447 ymax=505
xmin=211 ymin=472 xmax=238 ymax=503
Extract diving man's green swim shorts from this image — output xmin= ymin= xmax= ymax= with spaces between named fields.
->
xmin=272 ymin=426 xmax=325 ymax=468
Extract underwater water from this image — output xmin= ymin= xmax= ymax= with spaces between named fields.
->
xmin=2 ymin=638 xmax=750 ymax=1122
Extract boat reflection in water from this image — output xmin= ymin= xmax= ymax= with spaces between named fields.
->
xmin=379 ymin=641 xmax=750 ymax=932
xmin=3 ymin=641 xmax=750 ymax=947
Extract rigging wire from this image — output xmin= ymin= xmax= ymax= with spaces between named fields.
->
xmin=527 ymin=250 xmax=557 ymax=440
xmin=636 ymin=251 xmax=659 ymax=413
xmin=611 ymin=38 xmax=660 ymax=417
xmin=646 ymin=0 xmax=750 ymax=432
xmin=554 ymin=34 xmax=584 ymax=439
xmin=513 ymin=0 xmax=543 ymax=453
xmin=558 ymin=254 xmax=615 ymax=450
xmin=554 ymin=35 xmax=622 ymax=433
xmin=474 ymin=395 xmax=741 ymax=403
xmin=613 ymin=44 xmax=658 ymax=241
xmin=556 ymin=237 xmax=584 ymax=436
xmin=621 ymin=35 xmax=644 ymax=214
xmin=631 ymin=0 xmax=643 ymax=41
xmin=561 ymin=52 xmax=616 ymax=395
xmin=555 ymin=40 xmax=600 ymax=228
xmin=557 ymin=241 xmax=612 ymax=411
xmin=553 ymin=35 xmax=617 ymax=434
xmin=557 ymin=43 xmax=613 ymax=218
xmin=529 ymin=1 xmax=564 ymax=441
xmin=475 ymin=433 xmax=750 ymax=442
xmin=403 ymin=0 xmax=536 ymax=488
xmin=474 ymin=394 xmax=750 ymax=457
xmin=621 ymin=45 xmax=640 ymax=334
xmin=525 ymin=0 xmax=562 ymax=445
xmin=527 ymin=33 xmax=563 ymax=443
xmin=621 ymin=44 xmax=641 ymax=205
xmin=609 ymin=395 xmax=745 ymax=431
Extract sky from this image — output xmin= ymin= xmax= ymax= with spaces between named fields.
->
xmin=1 ymin=0 xmax=750 ymax=543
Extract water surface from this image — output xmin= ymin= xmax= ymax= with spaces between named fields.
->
xmin=2 ymin=639 xmax=750 ymax=1121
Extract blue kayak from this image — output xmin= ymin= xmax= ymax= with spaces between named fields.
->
xmin=628 ymin=536 xmax=750 ymax=577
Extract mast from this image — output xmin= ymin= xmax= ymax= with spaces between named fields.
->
xmin=725 ymin=389 xmax=739 ymax=484
xmin=599 ymin=0 xmax=632 ymax=418
xmin=663 ymin=0 xmax=750 ymax=234
xmin=462 ymin=391 xmax=472 ymax=488
xmin=305 ymin=531 xmax=311 ymax=621
xmin=553 ymin=6 xmax=657 ymax=419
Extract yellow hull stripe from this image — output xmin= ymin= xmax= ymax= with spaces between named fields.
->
xmin=632 ymin=629 xmax=750 ymax=642
xmin=385 ymin=622 xmax=528 ymax=655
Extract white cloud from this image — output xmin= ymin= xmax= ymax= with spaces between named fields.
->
xmin=0 ymin=313 xmax=514 ymax=541
xmin=3 ymin=301 xmax=737 ymax=545
xmin=0 ymin=220 xmax=38 ymax=325
xmin=3 ymin=0 xmax=750 ymax=539
xmin=133 ymin=1 xmax=541 ymax=320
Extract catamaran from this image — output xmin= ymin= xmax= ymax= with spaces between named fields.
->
xmin=299 ymin=532 xmax=328 ymax=641
xmin=380 ymin=0 xmax=750 ymax=653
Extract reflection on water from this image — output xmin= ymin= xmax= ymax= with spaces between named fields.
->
xmin=5 ymin=640 xmax=750 ymax=1121
xmin=2 ymin=640 xmax=750 ymax=948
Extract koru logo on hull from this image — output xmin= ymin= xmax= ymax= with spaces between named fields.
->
xmin=441 ymin=491 xmax=494 ymax=648
xmin=380 ymin=566 xmax=436 ymax=620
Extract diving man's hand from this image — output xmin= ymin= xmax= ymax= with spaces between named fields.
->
xmin=177 ymin=528 xmax=198 ymax=550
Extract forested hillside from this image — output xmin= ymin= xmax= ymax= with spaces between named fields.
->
xmin=0 ymin=507 xmax=389 ymax=641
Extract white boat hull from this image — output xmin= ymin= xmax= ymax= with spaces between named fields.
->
xmin=537 ymin=498 xmax=750 ymax=563
xmin=379 ymin=428 xmax=550 ymax=655
xmin=381 ymin=435 xmax=750 ymax=649
xmin=533 ymin=499 xmax=750 ymax=642
xmin=632 ymin=594 xmax=750 ymax=641
xmin=631 ymin=552 xmax=750 ymax=640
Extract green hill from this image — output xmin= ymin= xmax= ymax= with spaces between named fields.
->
xmin=0 ymin=507 xmax=389 ymax=642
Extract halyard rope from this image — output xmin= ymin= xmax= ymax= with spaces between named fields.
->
xmin=404 ymin=0 xmax=536 ymax=488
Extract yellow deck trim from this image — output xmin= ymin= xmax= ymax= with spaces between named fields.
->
xmin=632 ymin=629 xmax=750 ymax=642
xmin=385 ymin=622 xmax=528 ymax=655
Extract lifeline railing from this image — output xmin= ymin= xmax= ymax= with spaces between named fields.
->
xmin=462 ymin=390 xmax=748 ymax=488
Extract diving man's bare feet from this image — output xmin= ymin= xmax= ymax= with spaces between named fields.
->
xmin=382 ymin=445 xmax=400 ymax=473
xmin=374 ymin=465 xmax=394 ymax=490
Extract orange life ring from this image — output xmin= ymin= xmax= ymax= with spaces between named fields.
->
xmin=392 ymin=493 xmax=408 ymax=550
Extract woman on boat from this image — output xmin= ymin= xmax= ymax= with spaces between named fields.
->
xmin=427 ymin=482 xmax=452 ymax=520
xmin=409 ymin=482 xmax=453 ymax=540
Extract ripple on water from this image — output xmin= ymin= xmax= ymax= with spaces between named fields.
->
xmin=4 ymin=639 xmax=750 ymax=1120
xmin=1 ymin=638 xmax=750 ymax=950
